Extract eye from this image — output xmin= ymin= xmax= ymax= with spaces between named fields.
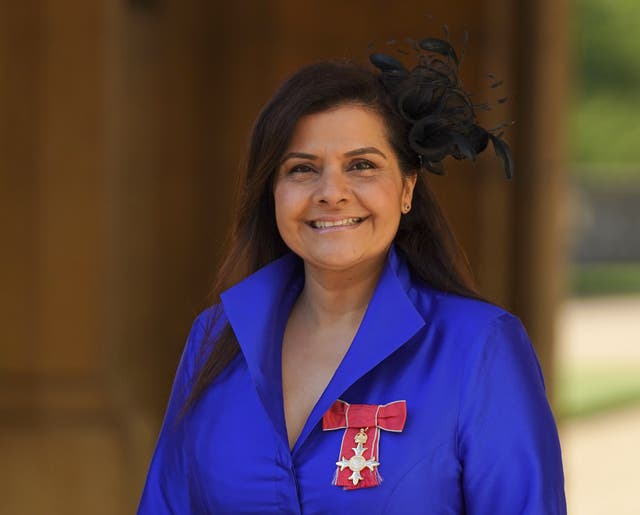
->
xmin=288 ymin=164 xmax=316 ymax=174
xmin=349 ymin=160 xmax=376 ymax=171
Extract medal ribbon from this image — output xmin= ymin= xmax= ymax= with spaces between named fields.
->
xmin=322 ymin=399 xmax=407 ymax=489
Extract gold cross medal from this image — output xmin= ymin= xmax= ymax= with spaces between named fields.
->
xmin=335 ymin=428 xmax=380 ymax=487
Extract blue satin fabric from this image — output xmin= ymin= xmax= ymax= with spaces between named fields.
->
xmin=138 ymin=245 xmax=566 ymax=514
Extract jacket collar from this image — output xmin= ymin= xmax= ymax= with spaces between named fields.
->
xmin=220 ymin=244 xmax=427 ymax=455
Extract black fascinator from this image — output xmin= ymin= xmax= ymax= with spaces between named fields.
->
xmin=370 ymin=37 xmax=513 ymax=179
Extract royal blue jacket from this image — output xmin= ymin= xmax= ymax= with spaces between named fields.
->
xmin=138 ymin=245 xmax=566 ymax=514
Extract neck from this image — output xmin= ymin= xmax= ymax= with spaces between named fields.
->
xmin=296 ymin=253 xmax=387 ymax=328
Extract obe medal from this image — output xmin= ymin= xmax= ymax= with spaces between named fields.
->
xmin=322 ymin=399 xmax=407 ymax=490
xmin=336 ymin=428 xmax=380 ymax=486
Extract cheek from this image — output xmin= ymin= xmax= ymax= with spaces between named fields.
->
xmin=274 ymin=184 xmax=293 ymax=217
xmin=273 ymin=183 xmax=306 ymax=232
xmin=360 ymin=181 xmax=405 ymax=217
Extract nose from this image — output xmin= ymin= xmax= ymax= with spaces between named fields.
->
xmin=312 ymin=166 xmax=351 ymax=206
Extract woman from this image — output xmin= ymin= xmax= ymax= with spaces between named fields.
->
xmin=138 ymin=40 xmax=566 ymax=514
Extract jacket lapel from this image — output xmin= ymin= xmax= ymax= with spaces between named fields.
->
xmin=220 ymin=253 xmax=304 ymax=446
xmin=220 ymin=246 xmax=427 ymax=455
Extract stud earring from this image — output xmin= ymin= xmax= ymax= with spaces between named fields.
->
xmin=403 ymin=203 xmax=411 ymax=213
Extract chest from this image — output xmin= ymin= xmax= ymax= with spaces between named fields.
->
xmin=183 ymin=344 xmax=465 ymax=514
xmin=281 ymin=325 xmax=354 ymax=450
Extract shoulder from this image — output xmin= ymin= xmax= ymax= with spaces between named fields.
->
xmin=410 ymin=280 xmax=523 ymax=340
xmin=180 ymin=305 xmax=228 ymax=379
xmin=408 ymin=280 xmax=541 ymax=378
xmin=190 ymin=304 xmax=225 ymax=337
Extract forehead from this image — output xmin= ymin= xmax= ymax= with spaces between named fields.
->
xmin=287 ymin=105 xmax=390 ymax=152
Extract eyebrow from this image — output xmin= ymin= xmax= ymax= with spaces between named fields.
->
xmin=345 ymin=146 xmax=387 ymax=159
xmin=280 ymin=146 xmax=387 ymax=164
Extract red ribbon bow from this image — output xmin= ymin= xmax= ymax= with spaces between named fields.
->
xmin=322 ymin=399 xmax=407 ymax=490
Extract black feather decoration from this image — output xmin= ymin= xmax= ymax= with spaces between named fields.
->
xmin=489 ymin=134 xmax=513 ymax=179
xmin=451 ymin=132 xmax=477 ymax=162
xmin=424 ymin=160 xmax=445 ymax=175
xmin=418 ymin=38 xmax=459 ymax=65
xmin=369 ymin=53 xmax=408 ymax=75
xmin=368 ymin=33 xmax=513 ymax=179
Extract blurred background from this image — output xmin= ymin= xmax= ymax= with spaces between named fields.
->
xmin=0 ymin=1 xmax=637 ymax=513
xmin=558 ymin=0 xmax=640 ymax=513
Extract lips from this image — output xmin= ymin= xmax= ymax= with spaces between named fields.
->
xmin=308 ymin=217 xmax=366 ymax=229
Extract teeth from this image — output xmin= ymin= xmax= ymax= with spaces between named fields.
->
xmin=311 ymin=217 xmax=362 ymax=229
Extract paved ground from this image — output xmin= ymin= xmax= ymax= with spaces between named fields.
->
xmin=557 ymin=295 xmax=640 ymax=366
xmin=557 ymin=295 xmax=640 ymax=514
xmin=561 ymin=404 xmax=640 ymax=514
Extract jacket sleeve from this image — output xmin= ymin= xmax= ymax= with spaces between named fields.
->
xmin=137 ymin=308 xmax=214 ymax=515
xmin=458 ymin=313 xmax=566 ymax=514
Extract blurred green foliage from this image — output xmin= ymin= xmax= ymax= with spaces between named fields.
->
xmin=570 ymin=263 xmax=640 ymax=295
xmin=557 ymin=365 xmax=640 ymax=420
xmin=563 ymin=2 xmax=640 ymax=419
xmin=571 ymin=0 xmax=640 ymax=168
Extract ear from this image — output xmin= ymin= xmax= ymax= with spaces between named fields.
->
xmin=401 ymin=173 xmax=417 ymax=205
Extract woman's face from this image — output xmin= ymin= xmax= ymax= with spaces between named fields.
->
xmin=273 ymin=104 xmax=416 ymax=274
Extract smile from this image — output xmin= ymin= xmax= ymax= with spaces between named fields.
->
xmin=308 ymin=217 xmax=366 ymax=229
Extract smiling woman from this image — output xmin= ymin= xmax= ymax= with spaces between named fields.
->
xmin=138 ymin=42 xmax=566 ymax=515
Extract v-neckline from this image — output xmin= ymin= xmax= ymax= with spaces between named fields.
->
xmin=220 ymin=246 xmax=427 ymax=457
xmin=281 ymin=303 xmax=363 ymax=453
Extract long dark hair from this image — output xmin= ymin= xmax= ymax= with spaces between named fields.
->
xmin=182 ymin=60 xmax=485 ymax=414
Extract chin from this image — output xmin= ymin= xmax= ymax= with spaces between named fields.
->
xmin=308 ymin=254 xmax=363 ymax=271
